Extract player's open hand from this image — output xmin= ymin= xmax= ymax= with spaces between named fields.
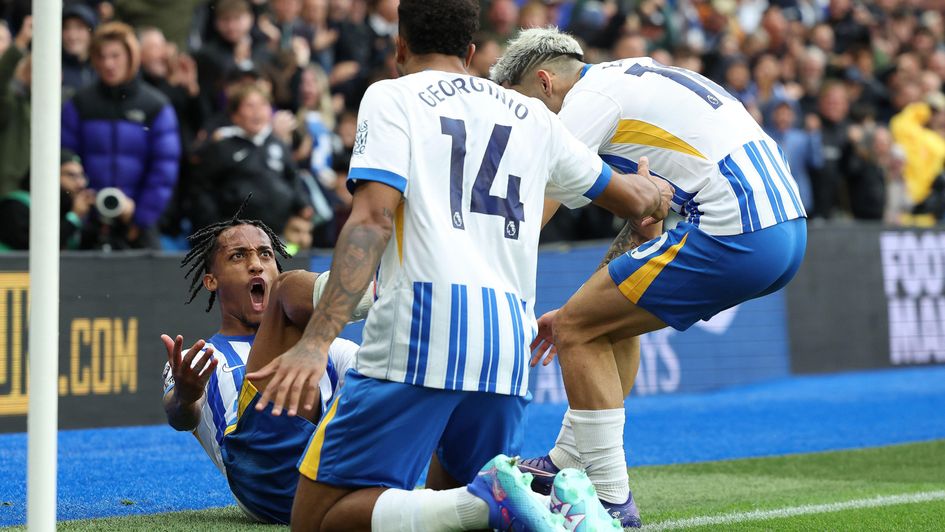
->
xmin=636 ymin=156 xmax=674 ymax=227
xmin=161 ymin=334 xmax=216 ymax=405
xmin=247 ymin=342 xmax=327 ymax=417
xmin=529 ymin=309 xmax=559 ymax=367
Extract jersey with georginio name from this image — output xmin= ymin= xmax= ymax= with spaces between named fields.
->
xmin=559 ymin=59 xmax=806 ymax=236
xmin=162 ymin=334 xmax=357 ymax=475
xmin=347 ymin=71 xmax=611 ymax=397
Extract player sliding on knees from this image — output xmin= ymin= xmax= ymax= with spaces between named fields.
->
xmin=491 ymin=27 xmax=808 ymax=528
xmin=160 ymin=205 xmax=371 ymax=524
xmin=245 ymin=1 xmax=672 ymax=531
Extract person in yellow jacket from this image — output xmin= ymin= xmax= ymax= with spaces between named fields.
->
xmin=890 ymin=92 xmax=945 ymax=225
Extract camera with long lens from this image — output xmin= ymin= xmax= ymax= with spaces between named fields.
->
xmin=95 ymin=187 xmax=126 ymax=222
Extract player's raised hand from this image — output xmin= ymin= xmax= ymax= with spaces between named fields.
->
xmin=636 ymin=156 xmax=674 ymax=226
xmin=529 ymin=309 xmax=559 ymax=367
xmin=161 ymin=334 xmax=216 ymax=405
xmin=247 ymin=342 xmax=327 ymax=417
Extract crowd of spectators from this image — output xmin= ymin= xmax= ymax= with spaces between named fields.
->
xmin=1 ymin=0 xmax=945 ymax=252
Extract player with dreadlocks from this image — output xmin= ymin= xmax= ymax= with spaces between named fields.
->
xmin=160 ymin=203 xmax=374 ymax=524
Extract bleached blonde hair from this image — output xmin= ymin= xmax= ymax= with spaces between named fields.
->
xmin=489 ymin=27 xmax=584 ymax=86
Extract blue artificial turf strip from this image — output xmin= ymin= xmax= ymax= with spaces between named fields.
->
xmin=1 ymin=365 xmax=944 ymax=526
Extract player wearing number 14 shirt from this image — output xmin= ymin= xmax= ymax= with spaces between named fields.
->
xmin=295 ymin=39 xmax=670 ymax=489
xmin=249 ymin=1 xmax=672 ymax=528
xmin=491 ymin=28 xmax=809 ymax=527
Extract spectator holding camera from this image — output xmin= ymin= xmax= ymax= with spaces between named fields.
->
xmin=189 ymin=83 xmax=311 ymax=235
xmin=0 ymin=150 xmax=96 ymax=252
xmin=61 ymin=21 xmax=181 ymax=249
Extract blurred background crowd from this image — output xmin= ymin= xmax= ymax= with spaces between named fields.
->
xmin=1 ymin=0 xmax=945 ymax=253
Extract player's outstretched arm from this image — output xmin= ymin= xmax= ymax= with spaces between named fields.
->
xmin=593 ymin=156 xmax=673 ymax=222
xmin=161 ymin=334 xmax=216 ymax=432
xmin=248 ymin=181 xmax=400 ymax=417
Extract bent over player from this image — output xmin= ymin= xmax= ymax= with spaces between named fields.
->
xmin=491 ymin=28 xmax=808 ymax=527
xmin=247 ymin=1 xmax=673 ymax=531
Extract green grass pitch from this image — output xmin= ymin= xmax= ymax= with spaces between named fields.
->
xmin=7 ymin=440 xmax=945 ymax=531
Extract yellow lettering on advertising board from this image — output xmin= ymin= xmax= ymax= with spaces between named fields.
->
xmin=114 ymin=318 xmax=138 ymax=393
xmin=0 ymin=273 xmax=29 ymax=415
xmin=0 ymin=273 xmax=140 ymax=417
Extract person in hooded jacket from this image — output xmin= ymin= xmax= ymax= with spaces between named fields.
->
xmin=61 ymin=21 xmax=181 ymax=249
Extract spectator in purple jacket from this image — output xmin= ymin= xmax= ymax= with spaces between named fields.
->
xmin=61 ymin=21 xmax=181 ymax=249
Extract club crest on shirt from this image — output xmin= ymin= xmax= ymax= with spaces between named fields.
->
xmin=353 ymin=120 xmax=368 ymax=155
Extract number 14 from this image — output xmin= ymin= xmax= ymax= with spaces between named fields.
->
xmin=441 ymin=117 xmax=525 ymax=240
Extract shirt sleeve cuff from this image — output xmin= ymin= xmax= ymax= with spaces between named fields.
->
xmin=347 ymin=167 xmax=408 ymax=194
xmin=582 ymin=162 xmax=613 ymax=200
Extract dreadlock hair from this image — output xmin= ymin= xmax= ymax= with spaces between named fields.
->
xmin=181 ymin=198 xmax=290 ymax=312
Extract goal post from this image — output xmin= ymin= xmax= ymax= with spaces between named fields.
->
xmin=27 ymin=1 xmax=63 ymax=530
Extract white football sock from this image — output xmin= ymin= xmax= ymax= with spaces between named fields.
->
xmin=371 ymin=487 xmax=488 ymax=532
xmin=569 ymin=408 xmax=629 ymax=504
xmin=548 ymin=409 xmax=584 ymax=470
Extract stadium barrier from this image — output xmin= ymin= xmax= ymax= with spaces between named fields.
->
xmin=789 ymin=224 xmax=945 ymax=373
xmin=0 ymin=252 xmax=311 ymax=433
xmin=1 ymin=222 xmax=941 ymax=432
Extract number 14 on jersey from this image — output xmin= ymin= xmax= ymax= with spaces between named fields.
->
xmin=441 ymin=117 xmax=525 ymax=240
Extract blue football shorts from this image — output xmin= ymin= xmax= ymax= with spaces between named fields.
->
xmin=608 ymin=218 xmax=807 ymax=330
xmin=221 ymin=379 xmax=316 ymax=524
xmin=298 ymin=369 xmax=529 ymax=489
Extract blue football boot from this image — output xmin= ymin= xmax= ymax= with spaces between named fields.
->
xmin=468 ymin=454 xmax=567 ymax=532
xmin=549 ymin=469 xmax=622 ymax=531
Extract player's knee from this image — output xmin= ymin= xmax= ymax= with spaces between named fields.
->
xmin=273 ymin=270 xmax=303 ymax=289
xmin=271 ymin=270 xmax=310 ymax=297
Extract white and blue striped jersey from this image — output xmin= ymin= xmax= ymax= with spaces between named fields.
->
xmin=162 ymin=334 xmax=358 ymax=475
xmin=560 ymin=59 xmax=806 ymax=236
xmin=347 ymin=71 xmax=610 ymax=396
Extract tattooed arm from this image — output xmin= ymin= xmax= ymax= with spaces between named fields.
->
xmin=596 ymin=157 xmax=669 ymax=270
xmin=298 ymin=182 xmax=398 ymax=348
xmin=597 ymin=220 xmax=637 ymax=270
xmin=249 ymin=181 xmax=400 ymax=416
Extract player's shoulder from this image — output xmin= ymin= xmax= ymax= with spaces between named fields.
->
xmin=571 ymin=62 xmax=621 ymax=89
xmin=362 ymin=77 xmax=412 ymax=103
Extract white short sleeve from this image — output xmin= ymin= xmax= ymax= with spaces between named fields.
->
xmin=544 ymin=109 xmax=613 ymax=209
xmin=346 ymin=81 xmax=411 ymax=195
xmin=558 ymin=88 xmax=622 ymax=153
xmin=328 ymin=338 xmax=359 ymax=387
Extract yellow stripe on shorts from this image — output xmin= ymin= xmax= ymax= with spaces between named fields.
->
xmin=225 ymin=378 xmax=260 ymax=436
xmin=618 ymin=233 xmax=690 ymax=303
xmin=237 ymin=378 xmax=259 ymax=420
xmin=298 ymin=391 xmax=342 ymax=481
